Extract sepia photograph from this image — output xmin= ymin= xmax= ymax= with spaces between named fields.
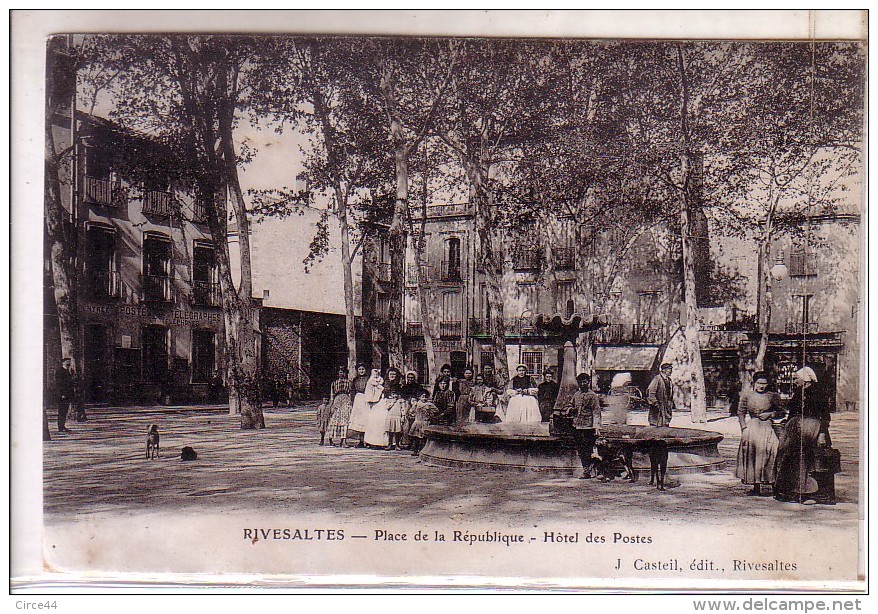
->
xmin=10 ymin=9 xmax=868 ymax=593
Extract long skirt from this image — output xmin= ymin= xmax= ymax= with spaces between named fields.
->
xmin=605 ymin=391 xmax=629 ymax=426
xmin=364 ymin=399 xmax=390 ymax=447
xmin=316 ymin=401 xmax=333 ymax=433
xmin=774 ymin=416 xmax=821 ymax=499
xmin=347 ymin=392 xmax=370 ymax=434
xmin=328 ymin=392 xmax=352 ymax=439
xmin=735 ymin=418 xmax=779 ymax=485
xmin=455 ymin=394 xmax=471 ymax=426
xmin=385 ymin=399 xmax=406 ymax=434
xmin=504 ymin=395 xmax=542 ymax=423
xmin=409 ymin=418 xmax=428 ymax=440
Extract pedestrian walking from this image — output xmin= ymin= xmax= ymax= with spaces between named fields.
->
xmin=55 ymin=358 xmax=75 ymax=434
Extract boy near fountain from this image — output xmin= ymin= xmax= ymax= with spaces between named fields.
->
xmin=565 ymin=373 xmax=603 ymax=479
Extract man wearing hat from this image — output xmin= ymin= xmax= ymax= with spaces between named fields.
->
xmin=647 ymin=363 xmax=675 ymax=427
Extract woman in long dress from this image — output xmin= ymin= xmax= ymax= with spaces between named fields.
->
xmin=383 ymin=368 xmax=405 ymax=450
xmin=327 ymin=366 xmax=353 ymax=447
xmin=734 ymin=371 xmax=782 ymax=496
xmin=504 ymin=365 xmax=542 ymax=423
xmin=454 ymin=367 xmax=476 ymax=427
xmin=605 ymin=372 xmax=633 ymax=426
xmin=774 ymin=367 xmax=826 ymax=503
xmin=347 ymin=364 xmax=371 ymax=448
xmin=362 ymin=370 xmax=391 ymax=448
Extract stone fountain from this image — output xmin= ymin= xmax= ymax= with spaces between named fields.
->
xmin=420 ymin=312 xmax=726 ymax=476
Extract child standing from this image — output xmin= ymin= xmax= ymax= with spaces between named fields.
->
xmin=408 ymin=392 xmax=437 ymax=456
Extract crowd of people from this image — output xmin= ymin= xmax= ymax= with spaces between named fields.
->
xmin=314 ymin=360 xmax=836 ymax=504
xmin=314 ymin=362 xmax=561 ymax=454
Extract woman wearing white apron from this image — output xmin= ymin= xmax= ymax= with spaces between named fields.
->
xmin=504 ymin=365 xmax=542 ymax=423
xmin=362 ymin=370 xmax=391 ymax=448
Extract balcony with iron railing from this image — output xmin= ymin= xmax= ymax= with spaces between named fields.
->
xmin=512 ymin=247 xmax=543 ymax=271
xmin=440 ymin=260 xmax=463 ymax=282
xmin=785 ymin=321 xmax=819 ymax=334
xmin=469 ymin=317 xmax=541 ymax=337
xmin=84 ymin=177 xmax=126 ymax=208
xmin=553 ymin=247 xmax=575 ymax=270
xmin=192 ymin=280 xmax=221 ymax=307
xmin=86 ymin=270 xmax=121 ymax=300
xmin=594 ymin=323 xmax=624 ymax=344
xmin=410 ymin=203 xmax=471 ymax=218
xmin=406 ymin=264 xmax=433 ymax=285
xmin=593 ymin=323 xmax=668 ymax=345
xmin=631 ymin=324 xmax=664 ymax=344
xmin=142 ymin=189 xmax=176 ymax=217
xmin=142 ymin=274 xmax=172 ymax=303
xmin=405 ymin=322 xmax=424 ymax=337
xmin=439 ymin=320 xmax=462 ymax=339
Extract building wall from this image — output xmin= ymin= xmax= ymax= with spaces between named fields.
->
xmin=768 ymin=217 xmax=861 ymax=410
xmin=46 ymin=113 xmax=226 ymax=405
xmin=259 ymin=307 xmax=347 ymax=400
xmin=365 ymin=204 xmax=692 ymax=383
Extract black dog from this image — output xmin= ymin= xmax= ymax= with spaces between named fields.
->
xmin=593 ymin=438 xmax=636 ymax=482
xmin=146 ymin=424 xmax=160 ymax=459
xmin=646 ymin=440 xmax=669 ymax=491
xmin=181 ymin=446 xmax=198 ymax=461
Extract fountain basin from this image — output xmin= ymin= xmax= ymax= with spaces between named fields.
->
xmin=420 ymin=423 xmax=725 ymax=476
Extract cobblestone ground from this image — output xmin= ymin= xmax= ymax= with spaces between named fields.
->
xmin=43 ymin=404 xmax=861 ymax=528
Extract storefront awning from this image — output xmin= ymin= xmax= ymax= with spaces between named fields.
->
xmin=594 ymin=346 xmax=661 ymax=371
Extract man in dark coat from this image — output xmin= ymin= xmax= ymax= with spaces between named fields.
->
xmin=537 ymin=368 xmax=560 ymax=422
xmin=647 ymin=363 xmax=675 ymax=427
xmin=566 ymin=373 xmax=602 ymax=479
xmin=55 ymin=358 xmax=75 ymax=433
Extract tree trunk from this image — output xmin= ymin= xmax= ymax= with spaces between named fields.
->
xmin=679 ymin=197 xmax=707 ymax=423
xmin=380 ymin=63 xmax=409 ymax=372
xmin=218 ymin=78 xmax=264 ymax=429
xmin=754 ymin=200 xmax=777 ymax=372
xmin=337 ymin=193 xmax=359 ymax=376
xmin=412 ymin=167 xmax=437 ymax=383
xmin=45 ymin=111 xmax=82 ymax=424
xmin=465 ymin=161 xmax=508 ymax=385
xmin=675 ymin=46 xmax=707 ymax=423
xmin=386 ymin=143 xmax=408 ymax=371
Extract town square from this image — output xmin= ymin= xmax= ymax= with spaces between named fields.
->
xmin=15 ymin=11 xmax=866 ymax=590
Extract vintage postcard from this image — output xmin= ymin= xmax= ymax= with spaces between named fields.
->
xmin=10 ymin=10 xmax=868 ymax=592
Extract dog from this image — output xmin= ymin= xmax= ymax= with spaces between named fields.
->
xmin=646 ymin=440 xmax=669 ymax=491
xmin=146 ymin=424 xmax=160 ymax=459
xmin=593 ymin=437 xmax=636 ymax=482
xmin=181 ymin=446 xmax=198 ymax=461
